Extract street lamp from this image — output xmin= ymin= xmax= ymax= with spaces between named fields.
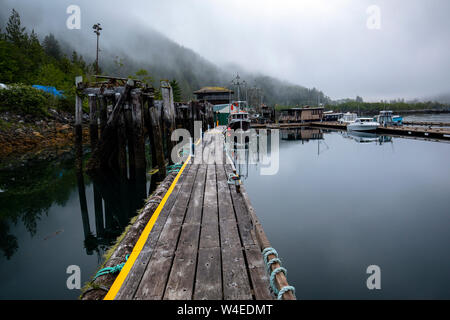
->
xmin=93 ymin=23 xmax=102 ymax=75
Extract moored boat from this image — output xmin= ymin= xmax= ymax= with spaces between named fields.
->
xmin=228 ymin=110 xmax=251 ymax=131
xmin=347 ymin=117 xmax=380 ymax=132
xmin=339 ymin=112 xmax=358 ymax=123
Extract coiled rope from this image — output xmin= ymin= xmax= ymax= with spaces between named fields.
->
xmin=261 ymin=247 xmax=296 ymax=300
xmin=93 ymin=255 xmax=129 ymax=280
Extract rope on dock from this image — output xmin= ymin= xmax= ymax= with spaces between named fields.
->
xmin=227 ymin=172 xmax=240 ymax=185
xmin=93 ymin=255 xmax=129 ymax=281
xmin=262 ymin=247 xmax=296 ymax=300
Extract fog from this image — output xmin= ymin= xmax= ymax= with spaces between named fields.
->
xmin=1 ymin=0 xmax=449 ymax=101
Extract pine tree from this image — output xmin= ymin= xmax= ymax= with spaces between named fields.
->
xmin=170 ymin=79 xmax=182 ymax=102
xmin=43 ymin=33 xmax=61 ymax=60
xmin=5 ymin=9 xmax=27 ymax=45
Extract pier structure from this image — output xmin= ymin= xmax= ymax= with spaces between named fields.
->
xmin=76 ymin=76 xmax=295 ymax=300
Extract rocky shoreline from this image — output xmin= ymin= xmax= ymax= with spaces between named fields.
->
xmin=0 ymin=109 xmax=89 ymax=165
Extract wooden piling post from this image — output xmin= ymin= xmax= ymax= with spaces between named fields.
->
xmin=88 ymin=94 xmax=99 ymax=151
xmin=144 ymin=93 xmax=158 ymax=170
xmin=160 ymin=80 xmax=176 ymax=163
xmin=75 ymin=85 xmax=83 ymax=170
xmin=131 ymin=90 xmax=147 ymax=173
xmin=149 ymin=106 xmax=166 ymax=177
xmin=98 ymin=95 xmax=108 ymax=136
xmin=86 ymin=79 xmax=134 ymax=173
xmin=124 ymin=99 xmax=136 ymax=180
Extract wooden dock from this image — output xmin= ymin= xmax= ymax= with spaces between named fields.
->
xmin=96 ymin=130 xmax=294 ymax=300
xmin=252 ymin=121 xmax=450 ymax=140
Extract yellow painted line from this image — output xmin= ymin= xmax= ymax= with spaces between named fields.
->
xmin=104 ymin=155 xmax=191 ymax=300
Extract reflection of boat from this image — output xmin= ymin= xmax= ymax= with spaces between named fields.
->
xmin=228 ymin=111 xmax=251 ymax=131
xmin=345 ymin=131 xmax=379 ymax=143
xmin=347 ymin=117 xmax=379 ymax=132
xmin=343 ymin=131 xmax=393 ymax=144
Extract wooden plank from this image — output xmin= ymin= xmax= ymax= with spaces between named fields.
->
xmin=132 ymin=163 xmax=198 ymax=299
xmin=222 ymin=247 xmax=253 ymax=300
xmin=216 ymin=164 xmax=236 ymax=222
xmin=224 ymin=164 xmax=257 ymax=248
xmin=194 ymin=247 xmax=222 ymax=300
xmin=219 ymin=219 xmax=242 ymax=249
xmin=199 ymin=164 xmax=219 ymax=249
xmin=163 ymin=224 xmax=201 ymax=300
xmin=245 ymin=246 xmax=273 ymax=300
xmin=184 ymin=165 xmax=206 ymax=224
xmin=115 ymin=165 xmax=192 ymax=300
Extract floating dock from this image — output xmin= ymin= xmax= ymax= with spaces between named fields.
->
xmin=251 ymin=121 xmax=450 ymax=140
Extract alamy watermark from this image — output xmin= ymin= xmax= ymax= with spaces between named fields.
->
xmin=366 ymin=5 xmax=381 ymax=30
xmin=66 ymin=265 xmax=81 ymax=290
xmin=169 ymin=122 xmax=280 ymax=176
xmin=66 ymin=5 xmax=81 ymax=30
xmin=366 ymin=265 xmax=381 ymax=290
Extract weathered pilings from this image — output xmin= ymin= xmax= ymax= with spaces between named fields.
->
xmin=80 ymin=76 xmax=215 ymax=181
xmin=160 ymin=80 xmax=177 ymax=164
xmin=98 ymin=95 xmax=108 ymax=136
xmin=149 ymin=104 xmax=166 ymax=177
xmin=88 ymin=94 xmax=99 ymax=151
xmin=130 ymin=90 xmax=146 ymax=175
xmin=86 ymin=80 xmax=134 ymax=172
xmin=74 ymin=88 xmax=83 ymax=170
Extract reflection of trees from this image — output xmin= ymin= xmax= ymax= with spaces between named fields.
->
xmin=0 ymin=152 xmax=80 ymax=259
xmin=0 ymin=219 xmax=18 ymax=259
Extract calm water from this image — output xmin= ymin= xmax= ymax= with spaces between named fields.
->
xmin=1 ymin=114 xmax=450 ymax=299
xmin=241 ymin=128 xmax=450 ymax=299
xmin=0 ymin=151 xmax=153 ymax=299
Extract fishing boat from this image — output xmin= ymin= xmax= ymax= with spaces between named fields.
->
xmin=228 ymin=110 xmax=251 ymax=131
xmin=347 ymin=117 xmax=380 ymax=132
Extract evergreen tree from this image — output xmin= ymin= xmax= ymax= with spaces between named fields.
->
xmin=170 ymin=79 xmax=182 ymax=102
xmin=5 ymin=9 xmax=27 ymax=46
xmin=43 ymin=33 xmax=61 ymax=60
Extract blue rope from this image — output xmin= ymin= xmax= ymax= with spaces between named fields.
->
xmin=266 ymin=257 xmax=282 ymax=273
xmin=262 ymin=247 xmax=296 ymax=299
xmin=262 ymin=247 xmax=278 ymax=264
xmin=277 ymin=286 xmax=296 ymax=300
xmin=269 ymin=267 xmax=287 ymax=295
xmin=93 ymin=255 xmax=129 ymax=280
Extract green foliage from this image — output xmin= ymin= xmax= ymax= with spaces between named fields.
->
xmin=170 ymin=79 xmax=182 ymax=102
xmin=42 ymin=33 xmax=61 ymax=60
xmin=0 ymin=84 xmax=55 ymax=116
xmin=133 ymin=68 xmax=153 ymax=86
xmin=5 ymin=9 xmax=27 ymax=45
xmin=0 ymin=9 xmax=90 ymax=115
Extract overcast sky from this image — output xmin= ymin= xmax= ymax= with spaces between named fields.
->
xmin=1 ymin=0 xmax=450 ymax=101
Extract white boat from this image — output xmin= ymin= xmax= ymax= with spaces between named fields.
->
xmin=347 ymin=117 xmax=380 ymax=132
xmin=339 ymin=112 xmax=358 ymax=123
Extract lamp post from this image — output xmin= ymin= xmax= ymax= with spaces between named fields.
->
xmin=93 ymin=23 xmax=102 ymax=75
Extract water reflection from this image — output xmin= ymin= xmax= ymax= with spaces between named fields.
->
xmin=0 ymin=150 xmax=154 ymax=260
xmin=342 ymin=131 xmax=393 ymax=145
xmin=0 ymin=151 xmax=79 ymax=259
xmin=76 ymin=167 xmax=152 ymax=258
xmin=237 ymin=128 xmax=450 ymax=299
